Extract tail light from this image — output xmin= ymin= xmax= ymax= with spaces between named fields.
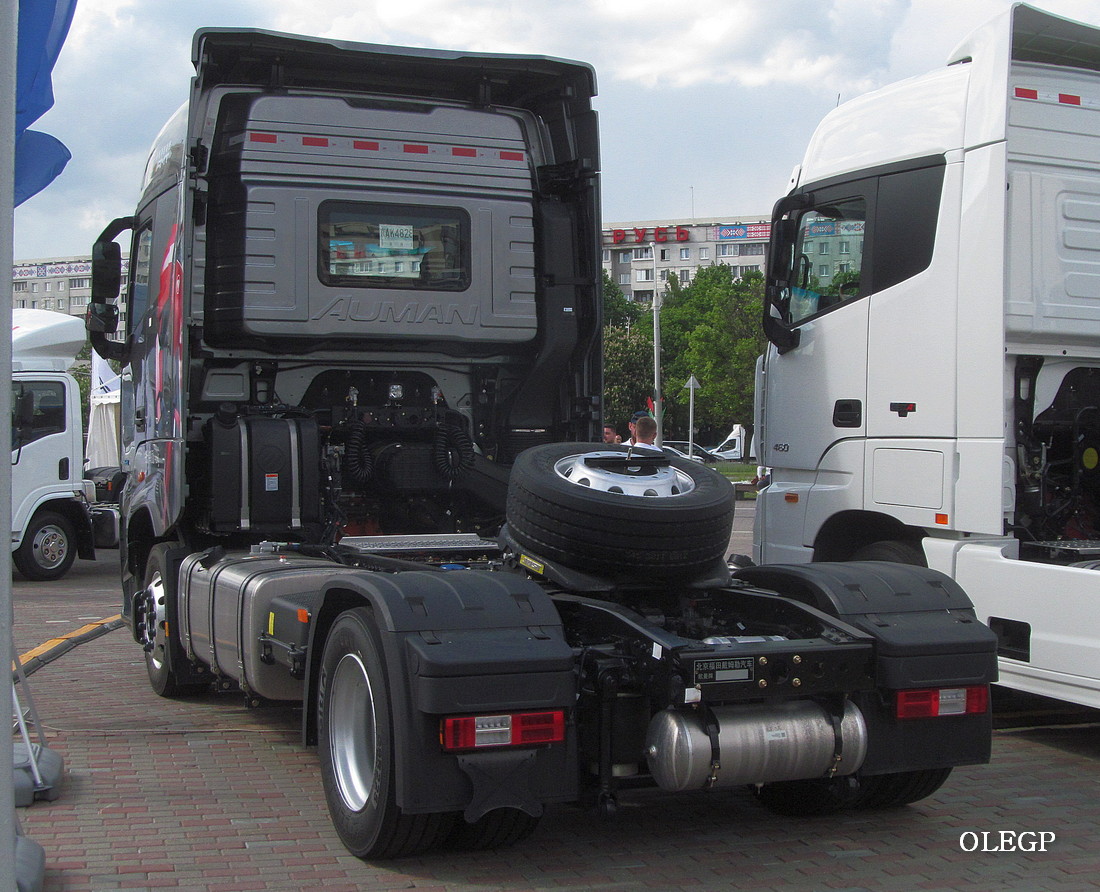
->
xmin=440 ymin=710 xmax=565 ymax=752
xmin=895 ymin=686 xmax=989 ymax=719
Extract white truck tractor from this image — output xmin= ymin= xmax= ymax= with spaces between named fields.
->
xmin=756 ymin=4 xmax=1100 ymax=707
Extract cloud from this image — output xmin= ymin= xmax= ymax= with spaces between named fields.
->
xmin=13 ymin=0 xmax=1100 ymax=258
xmin=262 ymin=0 xmax=913 ymax=96
xmin=597 ymin=0 xmax=908 ymax=94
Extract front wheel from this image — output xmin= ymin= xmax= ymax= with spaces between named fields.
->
xmin=139 ymin=544 xmax=207 ymax=697
xmin=318 ymin=607 xmax=453 ymax=859
xmin=14 ymin=511 xmax=76 ymax=581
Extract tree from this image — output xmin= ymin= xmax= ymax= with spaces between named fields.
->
xmin=602 ymin=324 xmax=653 ymax=436
xmin=601 ymin=270 xmax=642 ymax=328
xmin=639 ymin=264 xmax=766 ymax=442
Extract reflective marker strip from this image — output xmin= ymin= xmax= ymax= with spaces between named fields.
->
xmin=246 ymin=132 xmax=525 ymax=161
xmin=1014 ymin=86 xmax=1100 ymax=110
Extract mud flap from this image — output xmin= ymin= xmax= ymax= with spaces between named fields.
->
xmin=457 ymin=749 xmax=544 ymax=822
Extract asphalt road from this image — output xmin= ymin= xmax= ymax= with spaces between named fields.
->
xmin=11 ymin=518 xmax=1100 ymax=892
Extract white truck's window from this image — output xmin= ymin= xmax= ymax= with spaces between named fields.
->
xmin=319 ymin=202 xmax=469 ymax=291
xmin=789 ymin=198 xmax=866 ymax=324
xmin=12 ymin=380 xmax=66 ymax=447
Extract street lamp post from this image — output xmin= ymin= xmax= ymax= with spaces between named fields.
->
xmin=651 ymin=243 xmax=663 ymax=445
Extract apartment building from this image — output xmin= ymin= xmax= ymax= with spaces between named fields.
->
xmin=12 ymin=255 xmax=129 ymax=335
xmin=602 ymin=218 xmax=773 ymax=302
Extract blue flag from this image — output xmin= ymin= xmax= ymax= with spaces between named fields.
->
xmin=15 ymin=0 xmax=78 ymax=206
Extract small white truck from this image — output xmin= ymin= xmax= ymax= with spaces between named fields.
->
xmin=11 ymin=309 xmax=118 ymax=580
xmin=711 ymin=423 xmax=751 ymax=461
xmin=756 ymin=4 xmax=1100 ymax=707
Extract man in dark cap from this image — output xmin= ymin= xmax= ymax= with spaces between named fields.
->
xmin=626 ymin=409 xmax=650 ymax=447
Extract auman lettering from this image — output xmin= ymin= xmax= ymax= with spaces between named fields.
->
xmin=311 ymin=297 xmax=480 ymax=326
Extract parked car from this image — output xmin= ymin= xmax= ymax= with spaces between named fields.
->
xmin=663 ymin=441 xmax=717 ymax=463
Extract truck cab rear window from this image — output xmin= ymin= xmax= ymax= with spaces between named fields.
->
xmin=318 ymin=202 xmax=470 ymax=291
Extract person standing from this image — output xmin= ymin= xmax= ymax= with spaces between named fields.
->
xmin=630 ymin=414 xmax=660 ymax=450
xmin=625 ymin=409 xmax=650 ymax=446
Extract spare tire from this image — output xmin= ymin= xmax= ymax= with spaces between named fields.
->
xmin=506 ymin=443 xmax=735 ymax=580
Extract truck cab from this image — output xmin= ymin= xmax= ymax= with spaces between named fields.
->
xmin=756 ymin=3 xmax=1100 ymax=707
xmin=87 ymin=30 xmax=602 ymax=607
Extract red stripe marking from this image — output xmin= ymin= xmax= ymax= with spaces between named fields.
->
xmin=302 ymin=136 xmax=329 ymax=147
xmin=1059 ymin=93 xmax=1081 ymax=105
xmin=404 ymin=144 xmax=430 ymax=154
xmin=354 ymin=140 xmax=380 ymax=150
xmin=500 ymin=151 xmax=524 ymax=161
xmin=1014 ymin=87 xmax=1038 ymax=100
xmin=249 ymin=132 xmax=278 ymax=143
xmin=452 ymin=147 xmax=477 ymax=157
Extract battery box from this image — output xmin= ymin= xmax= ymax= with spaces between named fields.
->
xmin=206 ymin=415 xmax=322 ymax=534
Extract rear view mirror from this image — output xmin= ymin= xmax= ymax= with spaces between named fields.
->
xmin=91 ymin=238 xmax=122 ymax=304
xmin=87 ymin=217 xmax=135 ymax=363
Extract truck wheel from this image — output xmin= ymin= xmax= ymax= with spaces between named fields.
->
xmin=447 ymin=808 xmax=540 ymax=851
xmin=753 ymin=776 xmax=861 ymax=816
xmin=850 ymin=540 xmax=926 ymax=566
xmin=506 ymin=443 xmax=735 ymax=579
xmin=140 ymin=544 xmax=207 ymax=697
xmin=318 ymin=607 xmax=454 ymax=859
xmin=854 ymin=768 xmax=952 ymax=809
xmin=14 ymin=511 xmax=76 ymax=581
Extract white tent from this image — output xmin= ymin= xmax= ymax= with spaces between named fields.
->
xmin=85 ymin=351 xmax=120 ymax=468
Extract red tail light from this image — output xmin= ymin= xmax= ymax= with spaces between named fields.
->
xmin=896 ymin=686 xmax=989 ymax=719
xmin=440 ymin=710 xmax=565 ymax=752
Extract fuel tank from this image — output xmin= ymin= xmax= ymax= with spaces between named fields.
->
xmin=646 ymin=699 xmax=866 ymax=791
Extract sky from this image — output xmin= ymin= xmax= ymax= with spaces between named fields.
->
xmin=13 ymin=0 xmax=1100 ymax=260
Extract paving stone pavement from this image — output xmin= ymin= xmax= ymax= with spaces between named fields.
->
xmin=11 ymin=549 xmax=1100 ymax=892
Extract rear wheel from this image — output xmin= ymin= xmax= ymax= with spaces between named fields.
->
xmin=754 ymin=776 xmax=861 ymax=816
xmin=447 ymin=808 xmax=540 ymax=851
xmin=14 ymin=511 xmax=76 ymax=581
xmin=318 ymin=607 xmax=453 ymax=859
xmin=855 ymin=768 xmax=952 ymax=809
xmin=850 ymin=539 xmax=925 ymax=565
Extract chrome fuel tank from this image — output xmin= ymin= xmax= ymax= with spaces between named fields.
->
xmin=646 ymin=700 xmax=866 ymax=791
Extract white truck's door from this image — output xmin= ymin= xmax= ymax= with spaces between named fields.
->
xmin=758 ymin=196 xmax=870 ymax=564
xmin=11 ymin=373 xmax=80 ymax=537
